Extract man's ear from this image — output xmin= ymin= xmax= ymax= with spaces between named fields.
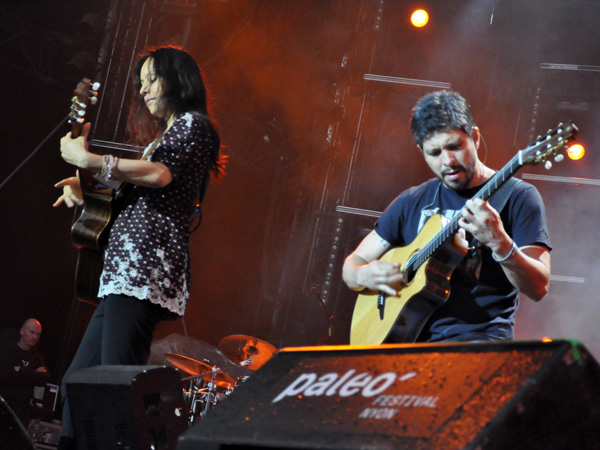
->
xmin=471 ymin=126 xmax=480 ymax=150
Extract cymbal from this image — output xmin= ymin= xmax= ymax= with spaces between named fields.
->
xmin=218 ymin=335 xmax=277 ymax=370
xmin=165 ymin=353 xmax=236 ymax=388
xmin=148 ymin=333 xmax=251 ymax=380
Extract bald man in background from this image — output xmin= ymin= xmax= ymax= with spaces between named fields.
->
xmin=0 ymin=318 xmax=50 ymax=426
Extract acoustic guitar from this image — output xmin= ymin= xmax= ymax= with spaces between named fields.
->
xmin=350 ymin=121 xmax=578 ymax=345
xmin=67 ymin=78 xmax=111 ymax=305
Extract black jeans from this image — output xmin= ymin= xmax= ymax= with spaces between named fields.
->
xmin=59 ymin=294 xmax=164 ymax=440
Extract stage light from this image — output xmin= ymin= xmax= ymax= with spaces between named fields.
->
xmin=411 ymin=9 xmax=429 ymax=28
xmin=566 ymin=143 xmax=585 ymax=161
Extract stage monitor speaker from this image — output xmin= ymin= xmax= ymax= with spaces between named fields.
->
xmin=66 ymin=365 xmax=187 ymax=450
xmin=0 ymin=396 xmax=35 ymax=450
xmin=177 ymin=340 xmax=600 ymax=450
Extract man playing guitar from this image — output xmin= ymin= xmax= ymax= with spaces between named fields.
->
xmin=343 ymin=91 xmax=551 ymax=344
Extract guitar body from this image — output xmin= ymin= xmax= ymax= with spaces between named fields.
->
xmin=350 ymin=214 xmax=468 ymax=345
xmin=71 ymin=169 xmax=114 ymax=304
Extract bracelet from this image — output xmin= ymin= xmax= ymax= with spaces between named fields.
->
xmin=100 ymin=154 xmax=108 ymax=179
xmin=104 ymin=155 xmax=118 ymax=181
xmin=492 ymin=240 xmax=518 ymax=263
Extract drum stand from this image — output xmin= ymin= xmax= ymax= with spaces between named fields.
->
xmin=188 ymin=366 xmax=224 ymax=423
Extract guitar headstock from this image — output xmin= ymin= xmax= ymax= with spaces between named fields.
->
xmin=520 ymin=121 xmax=578 ymax=169
xmin=69 ymin=78 xmax=100 ymax=138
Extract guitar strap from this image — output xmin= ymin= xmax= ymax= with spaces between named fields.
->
xmin=487 ymin=177 xmax=522 ymax=214
xmin=190 ymin=166 xmax=210 ymax=233
xmin=198 ymin=166 xmax=211 ymax=204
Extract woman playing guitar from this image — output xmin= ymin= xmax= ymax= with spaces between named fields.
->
xmin=54 ymin=46 xmax=225 ymax=450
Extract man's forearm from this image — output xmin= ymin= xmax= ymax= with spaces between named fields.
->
xmin=498 ymin=245 xmax=550 ymax=301
xmin=342 ymin=255 xmax=368 ymax=291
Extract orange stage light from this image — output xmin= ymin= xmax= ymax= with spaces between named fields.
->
xmin=567 ymin=143 xmax=585 ymax=161
xmin=411 ymin=9 xmax=429 ymax=28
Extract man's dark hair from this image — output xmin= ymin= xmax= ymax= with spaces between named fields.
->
xmin=410 ymin=91 xmax=476 ymax=148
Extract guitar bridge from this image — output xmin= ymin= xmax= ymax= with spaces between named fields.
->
xmin=377 ymin=291 xmax=386 ymax=320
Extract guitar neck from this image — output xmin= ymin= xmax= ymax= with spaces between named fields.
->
xmin=407 ymin=152 xmax=524 ymax=273
xmin=473 ymin=152 xmax=524 ymax=203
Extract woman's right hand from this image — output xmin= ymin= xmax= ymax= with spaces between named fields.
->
xmin=53 ymin=173 xmax=83 ymax=208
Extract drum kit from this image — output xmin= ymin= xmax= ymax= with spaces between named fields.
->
xmin=162 ymin=334 xmax=278 ymax=423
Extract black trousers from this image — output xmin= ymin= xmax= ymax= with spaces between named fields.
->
xmin=59 ymin=294 xmax=164 ymax=440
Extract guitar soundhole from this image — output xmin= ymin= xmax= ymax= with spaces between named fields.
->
xmin=405 ymin=267 xmax=416 ymax=284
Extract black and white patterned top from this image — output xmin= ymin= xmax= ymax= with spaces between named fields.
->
xmin=98 ymin=112 xmax=218 ymax=317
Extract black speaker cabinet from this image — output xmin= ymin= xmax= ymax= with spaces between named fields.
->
xmin=177 ymin=340 xmax=600 ymax=450
xmin=66 ymin=365 xmax=187 ymax=450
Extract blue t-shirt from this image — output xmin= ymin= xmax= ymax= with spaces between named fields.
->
xmin=375 ymin=178 xmax=551 ymax=342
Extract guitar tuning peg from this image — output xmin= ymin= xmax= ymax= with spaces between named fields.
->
xmin=90 ymin=96 xmax=98 ymax=105
xmin=544 ymin=160 xmax=553 ymax=170
xmin=554 ymin=154 xmax=564 ymax=163
xmin=92 ymin=81 xmax=101 ymax=91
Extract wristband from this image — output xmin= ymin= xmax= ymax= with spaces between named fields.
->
xmin=492 ymin=240 xmax=517 ymax=263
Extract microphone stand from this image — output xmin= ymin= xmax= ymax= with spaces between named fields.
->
xmin=310 ymin=285 xmax=339 ymax=345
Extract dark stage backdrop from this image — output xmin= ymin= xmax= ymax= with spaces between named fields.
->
xmin=1 ymin=0 xmax=599 ymax=393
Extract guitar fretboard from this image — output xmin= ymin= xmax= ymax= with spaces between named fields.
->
xmin=90 ymin=139 xmax=142 ymax=155
xmin=407 ymin=157 xmax=521 ymax=273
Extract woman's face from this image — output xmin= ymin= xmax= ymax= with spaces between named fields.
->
xmin=139 ymin=59 xmax=166 ymax=118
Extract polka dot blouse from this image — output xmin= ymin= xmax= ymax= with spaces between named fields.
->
xmin=98 ymin=113 xmax=218 ymax=317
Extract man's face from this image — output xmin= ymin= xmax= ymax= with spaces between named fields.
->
xmin=19 ymin=321 xmax=41 ymax=350
xmin=421 ymin=127 xmax=481 ymax=191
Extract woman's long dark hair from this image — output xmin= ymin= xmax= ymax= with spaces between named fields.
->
xmin=128 ymin=46 xmax=225 ymax=178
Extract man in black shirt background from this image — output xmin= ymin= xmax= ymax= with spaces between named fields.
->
xmin=0 ymin=318 xmax=50 ymax=427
